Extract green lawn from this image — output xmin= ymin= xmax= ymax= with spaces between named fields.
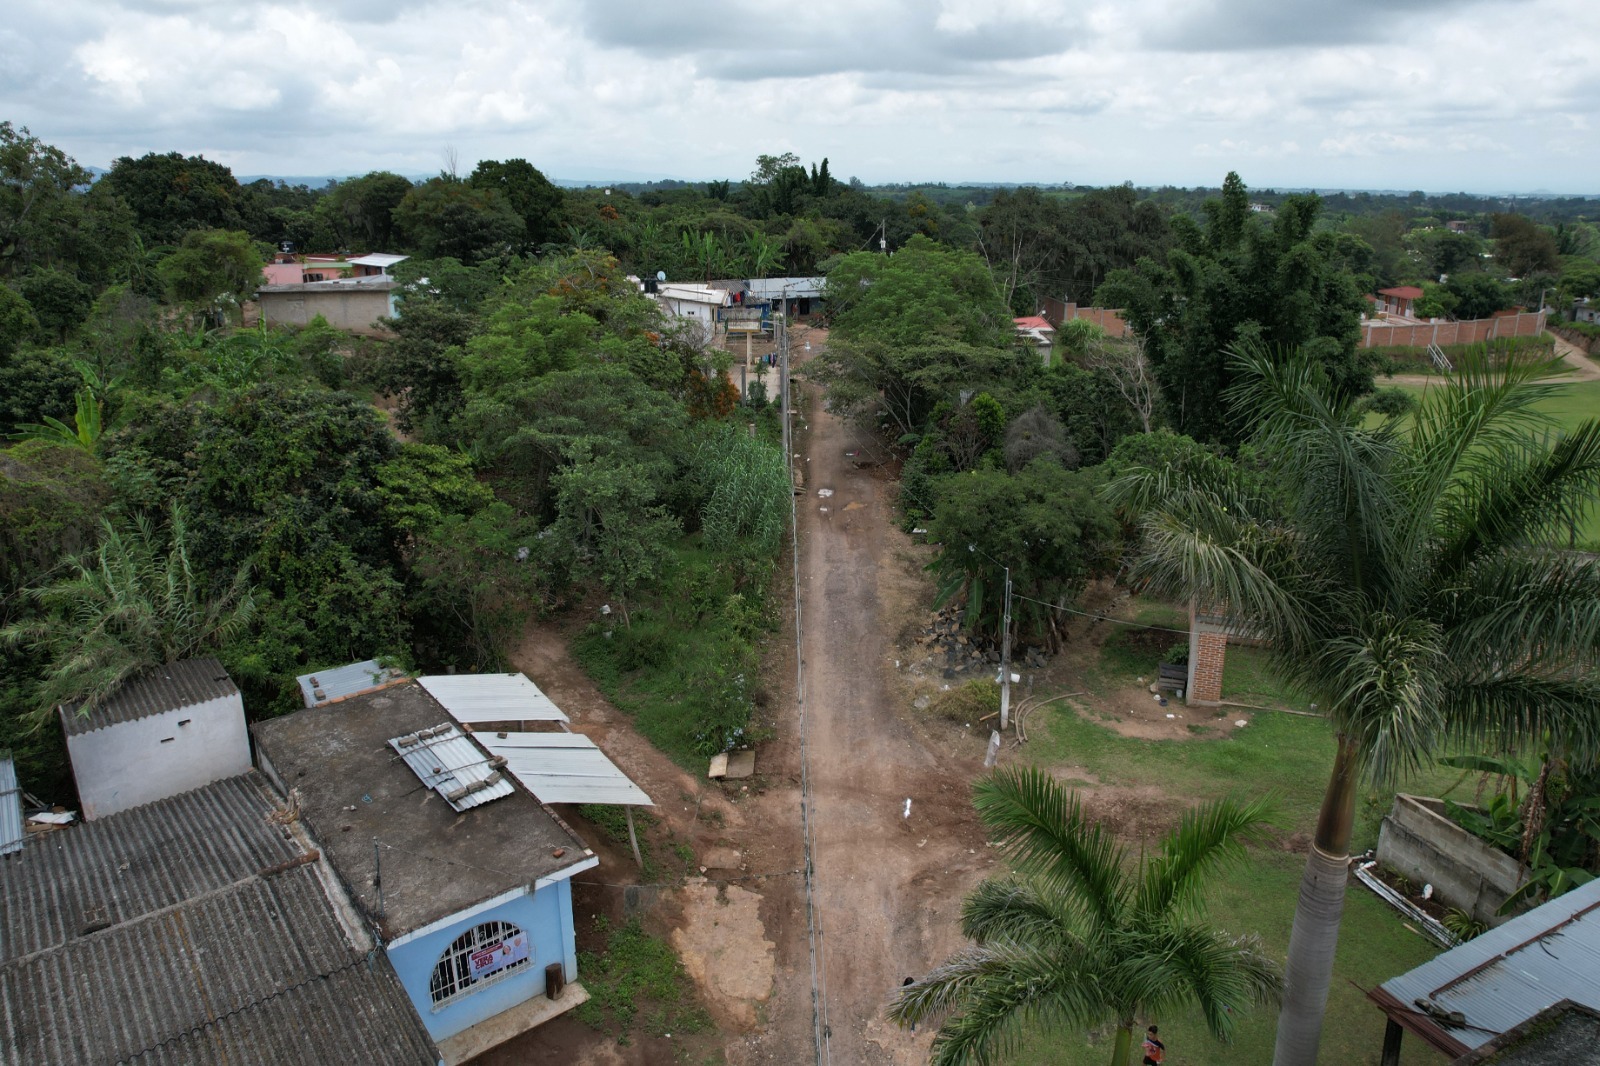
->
xmin=1009 ymin=701 xmax=1458 ymax=1065
xmin=1378 ymin=379 xmax=1600 ymax=548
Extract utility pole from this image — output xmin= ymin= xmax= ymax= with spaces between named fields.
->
xmin=778 ymin=312 xmax=790 ymax=466
xmin=999 ymin=566 xmax=1013 ymax=731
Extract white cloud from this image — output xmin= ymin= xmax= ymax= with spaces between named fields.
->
xmin=0 ymin=0 xmax=1591 ymax=192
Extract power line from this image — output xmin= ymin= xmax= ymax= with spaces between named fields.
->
xmin=832 ymin=418 xmax=1191 ymax=637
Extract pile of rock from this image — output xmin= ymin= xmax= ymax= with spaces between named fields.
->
xmin=913 ymin=606 xmax=1048 ymax=678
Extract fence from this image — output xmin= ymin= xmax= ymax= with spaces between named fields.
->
xmin=1361 ymin=310 xmax=1546 ymax=349
xmin=1041 ymin=299 xmax=1548 ymax=352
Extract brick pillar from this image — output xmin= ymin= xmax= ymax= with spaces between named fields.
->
xmin=1187 ymin=629 xmax=1228 ymax=705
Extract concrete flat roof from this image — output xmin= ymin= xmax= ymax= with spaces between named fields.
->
xmin=251 ymin=682 xmax=593 ymax=940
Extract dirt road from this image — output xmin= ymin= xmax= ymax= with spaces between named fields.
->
xmin=787 ymin=330 xmax=992 ymax=1064
xmin=483 ymin=327 xmax=994 ymax=1066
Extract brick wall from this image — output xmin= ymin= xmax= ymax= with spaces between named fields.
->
xmin=1040 ymin=297 xmax=1132 ymax=338
xmin=1362 ymin=310 xmax=1546 ymax=349
xmin=1186 ymin=628 xmax=1229 ymax=705
xmin=1037 ymin=300 xmax=1548 ymax=353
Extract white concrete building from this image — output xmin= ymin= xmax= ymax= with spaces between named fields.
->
xmin=652 ymin=283 xmax=730 ymax=345
xmin=62 ymin=658 xmax=251 ymax=820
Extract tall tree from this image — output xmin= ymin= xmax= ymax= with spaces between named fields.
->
xmin=469 ymin=158 xmax=565 ymax=250
xmin=1097 ymin=173 xmax=1368 ymax=447
xmin=0 ymin=507 xmax=256 ymax=727
xmin=0 ymin=122 xmax=92 ymax=278
xmin=1105 ymin=345 xmax=1600 ymax=1065
xmin=393 ymin=177 xmax=524 ymax=263
xmin=1491 ymin=213 xmax=1560 ymax=278
xmin=156 ymin=228 xmax=264 ymax=315
xmin=319 ymin=171 xmax=413 ymax=250
xmin=99 ymin=151 xmax=255 ymax=245
xmin=890 ymin=768 xmax=1279 ymax=1066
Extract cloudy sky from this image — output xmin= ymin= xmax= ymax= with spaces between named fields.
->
xmin=3 ymin=0 xmax=1596 ymax=193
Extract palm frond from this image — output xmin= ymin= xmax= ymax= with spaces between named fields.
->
xmin=1430 ymin=420 xmax=1600 ymax=575
xmin=974 ymin=768 xmax=1127 ymax=927
xmin=1131 ymin=506 xmax=1316 ymax=652
xmin=1439 ymin=672 xmax=1600 ymax=767
xmin=1310 ymin=613 xmax=1448 ymax=784
xmin=962 ymin=877 xmax=1083 ymax=947
xmin=1441 ymin=551 xmax=1600 ymax=673
xmin=1400 ymin=350 xmax=1568 ymax=555
xmin=890 ymin=942 xmax=1110 ymax=1066
xmin=1113 ymin=923 xmax=1282 ymax=1039
xmin=1136 ymin=794 xmax=1275 ymax=920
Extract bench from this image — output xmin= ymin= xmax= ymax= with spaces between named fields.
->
xmin=1157 ymin=662 xmax=1187 ymax=694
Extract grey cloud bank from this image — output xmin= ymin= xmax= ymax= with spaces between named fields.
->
xmin=3 ymin=0 xmax=1596 ymax=193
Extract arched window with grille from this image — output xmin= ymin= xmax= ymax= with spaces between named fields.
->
xmin=428 ymin=920 xmax=533 ymax=1005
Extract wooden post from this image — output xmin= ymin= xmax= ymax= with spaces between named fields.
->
xmin=1379 ymin=1019 xmax=1404 ymax=1066
xmin=625 ymin=806 xmax=644 ymax=869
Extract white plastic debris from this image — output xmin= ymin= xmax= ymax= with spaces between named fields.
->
xmin=599 ymin=604 xmax=612 ymax=615
xmin=903 ymin=798 xmax=912 ymax=819
xmin=1234 ymin=719 xmax=1248 ymax=728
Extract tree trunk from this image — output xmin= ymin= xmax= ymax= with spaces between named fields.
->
xmin=1110 ymin=1021 xmax=1134 ymax=1066
xmin=1272 ymin=735 xmax=1359 ymax=1066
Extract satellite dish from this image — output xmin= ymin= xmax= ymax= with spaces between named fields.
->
xmin=656 ymin=270 xmax=666 ymax=282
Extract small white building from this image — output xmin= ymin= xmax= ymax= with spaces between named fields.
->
xmin=652 ymin=283 xmax=731 ymax=345
xmin=61 ymin=658 xmax=250 ymax=820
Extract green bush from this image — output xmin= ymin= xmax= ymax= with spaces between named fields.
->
xmin=1364 ymin=387 xmax=1416 ymax=417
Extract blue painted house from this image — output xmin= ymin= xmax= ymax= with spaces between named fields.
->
xmin=253 ymin=678 xmax=597 ymax=1063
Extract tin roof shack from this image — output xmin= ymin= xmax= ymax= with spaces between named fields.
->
xmin=252 ymin=681 xmax=597 ymax=1063
xmin=60 ymin=657 xmax=251 ymax=821
xmin=1369 ymin=877 xmax=1600 ymax=1064
xmin=0 ymin=773 xmax=439 ymax=1066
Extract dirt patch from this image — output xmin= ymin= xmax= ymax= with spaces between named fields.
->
xmin=670 ymin=880 xmax=776 ymax=1030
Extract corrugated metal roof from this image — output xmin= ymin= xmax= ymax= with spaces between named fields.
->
xmin=296 ymin=659 xmax=407 ymax=708
xmin=1376 ymin=877 xmax=1600 ymax=1055
xmin=347 ymin=253 xmax=409 ymax=268
xmin=479 ymin=732 xmax=654 ymax=807
xmin=745 ymin=276 xmax=826 ymax=300
xmin=60 ymin=659 xmax=238 ymax=737
xmin=251 ymin=682 xmax=592 ymax=938
xmin=0 ymin=773 xmax=439 ymax=1066
xmin=417 ymin=672 xmax=569 ymax=724
xmin=0 ymin=753 xmax=21 ymax=857
xmin=388 ymin=722 xmax=514 ymax=812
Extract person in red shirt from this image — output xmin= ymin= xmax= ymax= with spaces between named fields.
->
xmin=1142 ymin=1025 xmax=1165 ymax=1064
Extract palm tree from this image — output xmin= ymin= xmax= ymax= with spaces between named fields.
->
xmin=1106 ymin=345 xmax=1600 ymax=1065
xmin=889 ymin=767 xmax=1280 ymax=1066
xmin=1 ymin=506 xmax=256 ymax=728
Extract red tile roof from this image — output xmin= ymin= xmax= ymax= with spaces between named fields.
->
xmin=1014 ymin=315 xmax=1053 ymax=331
xmin=1379 ymin=286 xmax=1425 ymax=299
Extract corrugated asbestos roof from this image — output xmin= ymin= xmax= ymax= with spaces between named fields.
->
xmin=417 ymin=672 xmax=569 ymax=724
xmin=1374 ymin=877 xmax=1600 ymax=1056
xmin=478 ymin=732 xmax=654 ymax=807
xmin=388 ymin=722 xmax=514 ymax=812
xmin=0 ymin=753 xmax=21 ymax=857
xmin=60 ymin=658 xmax=238 ymax=737
xmin=0 ymin=773 xmax=439 ymax=1066
xmin=295 ymin=659 xmax=407 ymax=708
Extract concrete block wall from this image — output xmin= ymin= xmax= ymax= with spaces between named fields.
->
xmin=1376 ymin=794 xmax=1528 ymax=928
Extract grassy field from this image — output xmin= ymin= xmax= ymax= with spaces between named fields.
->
xmin=995 ymin=619 xmax=1464 ymax=1065
xmin=1385 ymin=378 xmax=1600 ymax=547
xmin=1009 ymin=703 xmax=1458 ymax=1064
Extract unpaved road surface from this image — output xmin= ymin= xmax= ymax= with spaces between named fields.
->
xmin=476 ymin=327 xmax=996 ymax=1066
xmin=788 ymin=332 xmax=993 ymax=1064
